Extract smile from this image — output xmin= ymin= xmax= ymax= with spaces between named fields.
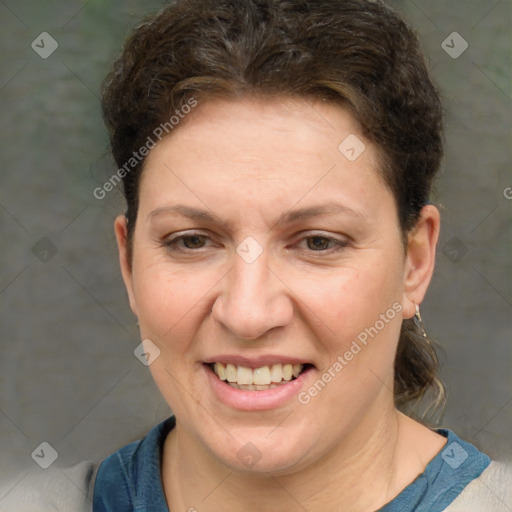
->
xmin=210 ymin=362 xmax=308 ymax=390
xmin=203 ymin=356 xmax=315 ymax=410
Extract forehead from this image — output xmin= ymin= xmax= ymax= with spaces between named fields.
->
xmin=138 ymin=96 xmax=393 ymax=224
xmin=152 ymin=96 xmax=371 ymax=159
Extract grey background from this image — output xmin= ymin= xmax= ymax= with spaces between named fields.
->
xmin=0 ymin=0 xmax=511 ymax=500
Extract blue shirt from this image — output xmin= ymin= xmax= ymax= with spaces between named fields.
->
xmin=92 ymin=416 xmax=491 ymax=512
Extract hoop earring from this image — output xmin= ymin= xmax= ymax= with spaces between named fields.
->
xmin=414 ymin=303 xmax=428 ymax=338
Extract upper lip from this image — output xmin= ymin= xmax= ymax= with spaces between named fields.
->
xmin=203 ymin=354 xmax=314 ymax=369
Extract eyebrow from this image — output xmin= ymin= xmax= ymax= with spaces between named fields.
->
xmin=148 ymin=202 xmax=367 ymax=228
xmin=148 ymin=205 xmax=225 ymax=225
xmin=282 ymin=203 xmax=366 ymax=223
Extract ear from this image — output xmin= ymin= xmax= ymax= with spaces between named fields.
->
xmin=402 ymin=205 xmax=440 ymax=319
xmin=114 ymin=215 xmax=138 ymax=316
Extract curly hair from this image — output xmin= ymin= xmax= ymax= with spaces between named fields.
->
xmin=101 ymin=0 xmax=445 ymax=421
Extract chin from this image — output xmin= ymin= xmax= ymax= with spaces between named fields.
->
xmin=201 ymin=417 xmax=318 ymax=475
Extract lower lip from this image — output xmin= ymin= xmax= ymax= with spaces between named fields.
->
xmin=204 ymin=364 xmax=313 ymax=411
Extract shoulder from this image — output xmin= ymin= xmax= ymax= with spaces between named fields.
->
xmin=93 ymin=416 xmax=175 ymax=511
xmin=0 ymin=461 xmax=98 ymax=512
xmin=0 ymin=417 xmax=175 ymax=512
xmin=92 ymin=437 xmax=142 ymax=507
xmin=444 ymin=459 xmax=512 ymax=512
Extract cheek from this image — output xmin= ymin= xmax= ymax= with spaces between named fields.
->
xmin=131 ymin=261 xmax=210 ymax=351
xmin=288 ymin=258 xmax=405 ymax=407
xmin=289 ymin=258 xmax=404 ymax=339
xmin=130 ymin=263 xmax=213 ymax=409
xmin=295 ymin=265 xmax=403 ymax=416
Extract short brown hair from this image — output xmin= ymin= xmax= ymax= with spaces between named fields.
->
xmin=102 ymin=0 xmax=445 ymax=420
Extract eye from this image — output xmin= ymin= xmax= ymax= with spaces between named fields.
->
xmin=306 ymin=235 xmax=331 ymax=251
xmin=162 ymin=232 xmax=211 ymax=251
xmin=180 ymin=234 xmax=208 ymax=249
xmin=297 ymin=234 xmax=349 ymax=252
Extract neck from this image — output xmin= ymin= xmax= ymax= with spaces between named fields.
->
xmin=162 ymin=407 xmax=445 ymax=512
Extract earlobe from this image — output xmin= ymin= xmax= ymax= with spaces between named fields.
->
xmin=402 ymin=205 xmax=440 ymax=319
xmin=114 ymin=215 xmax=138 ymax=316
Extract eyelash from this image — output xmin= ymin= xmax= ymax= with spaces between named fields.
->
xmin=161 ymin=231 xmax=349 ymax=254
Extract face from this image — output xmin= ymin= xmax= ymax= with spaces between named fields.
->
xmin=115 ymin=96 xmax=438 ymax=474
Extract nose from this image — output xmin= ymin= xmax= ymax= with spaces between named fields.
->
xmin=211 ymin=248 xmax=294 ymax=340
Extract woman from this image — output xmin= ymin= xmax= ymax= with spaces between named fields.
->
xmin=3 ymin=0 xmax=508 ymax=511
xmin=92 ymin=0 xmax=511 ymax=510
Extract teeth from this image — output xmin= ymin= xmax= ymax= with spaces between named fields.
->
xmin=215 ymin=362 xmax=226 ymax=380
xmin=212 ymin=362 xmax=305 ymax=387
xmin=225 ymin=363 xmax=237 ymax=383
xmin=253 ymin=366 xmax=271 ymax=385
xmin=228 ymin=383 xmax=281 ymax=390
xmin=237 ymin=366 xmax=253 ymax=385
xmin=270 ymin=364 xmax=282 ymax=383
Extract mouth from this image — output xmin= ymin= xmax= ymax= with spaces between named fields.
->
xmin=206 ymin=362 xmax=314 ymax=391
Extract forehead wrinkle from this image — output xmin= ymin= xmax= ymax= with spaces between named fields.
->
xmin=147 ymin=201 xmax=367 ymax=233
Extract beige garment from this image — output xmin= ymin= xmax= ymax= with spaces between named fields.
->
xmin=443 ymin=460 xmax=512 ymax=512
xmin=0 ymin=461 xmax=97 ymax=512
